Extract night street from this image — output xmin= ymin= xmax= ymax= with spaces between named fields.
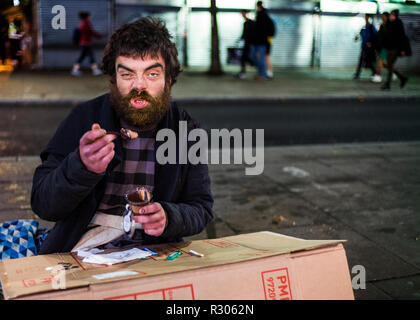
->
xmin=1 ymin=0 xmax=420 ymax=304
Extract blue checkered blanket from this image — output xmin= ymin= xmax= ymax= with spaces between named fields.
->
xmin=0 ymin=219 xmax=48 ymax=261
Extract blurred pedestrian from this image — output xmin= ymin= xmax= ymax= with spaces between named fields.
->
xmin=236 ymin=9 xmax=255 ymax=79
xmin=9 ymin=18 xmax=23 ymax=68
xmin=0 ymin=17 xmax=8 ymax=65
xmin=381 ymin=9 xmax=408 ymax=91
xmin=20 ymin=19 xmax=34 ymax=69
xmin=371 ymin=12 xmax=389 ymax=83
xmin=71 ymin=11 xmax=103 ymax=76
xmin=249 ymin=1 xmax=271 ymax=80
xmin=264 ymin=8 xmax=275 ymax=79
xmin=353 ymin=14 xmax=377 ymax=80
xmin=265 ymin=35 xmax=274 ymax=79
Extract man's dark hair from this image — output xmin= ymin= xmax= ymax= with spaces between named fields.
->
xmin=382 ymin=11 xmax=389 ymax=18
xmin=256 ymin=1 xmax=263 ymax=8
xmin=79 ymin=11 xmax=90 ymax=20
xmin=101 ymin=17 xmax=181 ymax=86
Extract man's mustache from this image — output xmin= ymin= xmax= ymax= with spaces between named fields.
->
xmin=124 ymin=89 xmax=153 ymax=102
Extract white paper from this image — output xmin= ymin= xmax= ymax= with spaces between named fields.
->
xmin=92 ymin=270 xmax=139 ymax=280
xmin=77 ymin=248 xmax=104 ymax=258
xmin=81 ymin=248 xmax=152 ymax=266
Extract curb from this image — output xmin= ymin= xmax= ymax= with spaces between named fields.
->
xmin=0 ymin=95 xmax=420 ymax=107
xmin=174 ymin=95 xmax=420 ymax=105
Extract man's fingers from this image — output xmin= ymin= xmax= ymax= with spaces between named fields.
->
xmin=92 ymin=123 xmax=101 ymax=130
xmin=80 ymin=128 xmax=107 ymax=145
xmin=131 ymin=202 xmax=166 ymax=237
xmin=90 ymin=142 xmax=115 ymax=162
xmin=136 ymin=203 xmax=161 ymax=215
xmin=142 ymin=221 xmax=163 ymax=230
xmin=133 ymin=213 xmax=162 ymax=225
xmin=99 ymin=149 xmax=115 ymax=167
xmin=81 ymin=135 xmax=116 ymax=158
xmin=144 ymin=228 xmax=163 ymax=237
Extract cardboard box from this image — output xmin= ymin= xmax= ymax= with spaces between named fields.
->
xmin=0 ymin=231 xmax=354 ymax=300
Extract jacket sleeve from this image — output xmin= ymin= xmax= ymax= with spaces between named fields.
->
xmin=31 ymin=104 xmax=105 ymax=222
xmin=397 ymin=20 xmax=406 ymax=51
xmin=87 ymin=21 xmax=102 ymax=39
xmin=159 ymin=162 xmax=214 ymax=240
xmin=31 ymin=149 xmax=104 ymax=222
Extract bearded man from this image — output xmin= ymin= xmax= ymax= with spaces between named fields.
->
xmin=31 ymin=17 xmax=213 ymax=254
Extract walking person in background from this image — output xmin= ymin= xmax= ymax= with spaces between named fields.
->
xmin=71 ymin=11 xmax=103 ymax=76
xmin=353 ymin=14 xmax=377 ymax=80
xmin=263 ymin=5 xmax=276 ymax=79
xmin=249 ymin=1 xmax=271 ymax=80
xmin=20 ymin=19 xmax=34 ymax=69
xmin=237 ymin=10 xmax=255 ymax=79
xmin=9 ymin=18 xmax=23 ymax=69
xmin=381 ymin=9 xmax=408 ymax=91
xmin=265 ymin=35 xmax=274 ymax=79
xmin=371 ymin=12 xmax=390 ymax=83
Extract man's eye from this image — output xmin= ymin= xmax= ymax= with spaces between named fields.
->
xmin=148 ymin=72 xmax=159 ymax=78
xmin=121 ymin=73 xmax=132 ymax=78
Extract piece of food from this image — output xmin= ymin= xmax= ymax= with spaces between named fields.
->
xmin=137 ymin=187 xmax=151 ymax=202
xmin=91 ymin=123 xmax=138 ymax=140
xmin=120 ymin=128 xmax=139 ymax=140
xmin=127 ymin=187 xmax=152 ymax=204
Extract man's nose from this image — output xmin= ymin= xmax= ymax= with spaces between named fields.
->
xmin=132 ymin=75 xmax=147 ymax=91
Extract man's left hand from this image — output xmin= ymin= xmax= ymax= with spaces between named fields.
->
xmin=132 ymin=202 xmax=167 ymax=237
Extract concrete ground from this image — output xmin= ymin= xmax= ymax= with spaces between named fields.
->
xmin=0 ymin=66 xmax=419 ymax=300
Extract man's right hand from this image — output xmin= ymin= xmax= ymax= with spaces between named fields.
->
xmin=79 ymin=123 xmax=116 ymax=174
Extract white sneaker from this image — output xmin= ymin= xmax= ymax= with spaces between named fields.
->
xmin=392 ymin=74 xmax=397 ymax=81
xmin=71 ymin=69 xmax=82 ymax=76
xmin=266 ymin=70 xmax=273 ymax=78
xmin=371 ymin=74 xmax=382 ymax=83
xmin=236 ymin=72 xmax=245 ymax=79
xmin=92 ymin=69 xmax=102 ymax=76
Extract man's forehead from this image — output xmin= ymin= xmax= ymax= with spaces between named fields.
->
xmin=115 ymin=54 xmax=165 ymax=69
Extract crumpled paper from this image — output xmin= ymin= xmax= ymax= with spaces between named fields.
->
xmin=77 ymin=248 xmax=153 ymax=266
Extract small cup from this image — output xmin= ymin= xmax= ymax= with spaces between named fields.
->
xmin=124 ymin=186 xmax=153 ymax=215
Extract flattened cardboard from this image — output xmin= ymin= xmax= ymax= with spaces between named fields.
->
xmin=0 ymin=231 xmax=353 ymax=300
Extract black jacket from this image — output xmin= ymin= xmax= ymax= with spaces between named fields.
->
xmin=241 ymin=19 xmax=256 ymax=45
xmin=252 ymin=9 xmax=272 ymax=45
xmin=374 ymin=23 xmax=387 ymax=51
xmin=31 ymin=94 xmax=214 ymax=254
xmin=383 ymin=19 xmax=406 ymax=51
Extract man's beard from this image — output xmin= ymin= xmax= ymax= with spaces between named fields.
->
xmin=110 ymin=80 xmax=171 ymax=129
